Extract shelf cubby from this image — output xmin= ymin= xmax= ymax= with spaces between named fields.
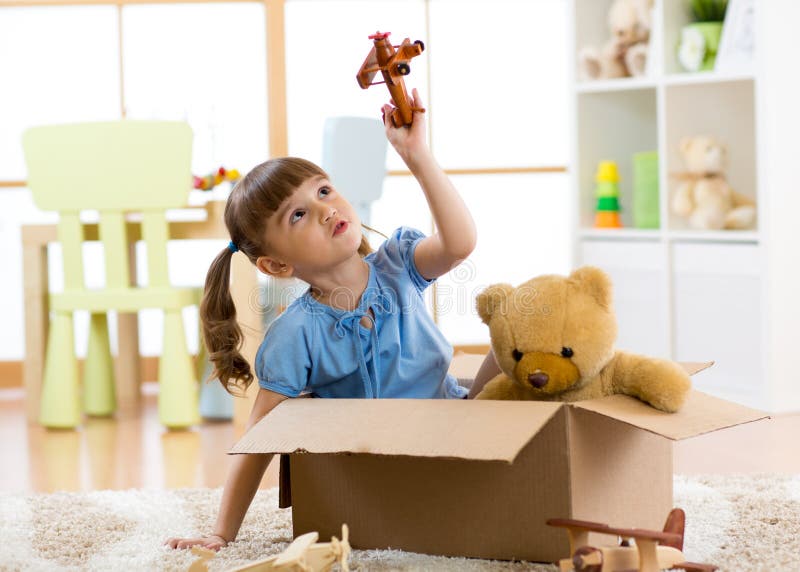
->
xmin=567 ymin=0 xmax=798 ymax=411
xmin=663 ymin=79 xmax=757 ymax=231
xmin=577 ymin=89 xmax=658 ymax=230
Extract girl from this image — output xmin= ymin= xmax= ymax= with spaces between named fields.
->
xmin=165 ymin=90 xmax=500 ymax=550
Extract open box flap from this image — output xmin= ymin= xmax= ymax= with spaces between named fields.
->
xmin=230 ymin=398 xmax=564 ymax=462
xmin=678 ymin=361 xmax=715 ymax=376
xmin=572 ymin=390 xmax=769 ymax=440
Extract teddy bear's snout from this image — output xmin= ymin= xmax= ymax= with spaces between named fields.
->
xmin=528 ymin=372 xmax=549 ymax=388
xmin=514 ymin=351 xmax=581 ymax=395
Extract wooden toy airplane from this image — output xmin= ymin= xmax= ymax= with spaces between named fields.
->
xmin=357 ymin=31 xmax=425 ymax=127
xmin=188 ymin=524 xmax=350 ymax=572
xmin=547 ymin=509 xmax=717 ymax=572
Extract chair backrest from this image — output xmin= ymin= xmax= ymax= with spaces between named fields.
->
xmin=321 ymin=116 xmax=387 ymax=226
xmin=22 ymin=121 xmax=194 ymax=291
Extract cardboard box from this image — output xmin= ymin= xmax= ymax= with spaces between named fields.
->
xmin=230 ymin=363 xmax=767 ymax=563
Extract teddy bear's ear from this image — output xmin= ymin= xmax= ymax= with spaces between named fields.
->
xmin=569 ymin=266 xmax=613 ymax=309
xmin=475 ymin=283 xmax=514 ymax=325
xmin=679 ymin=136 xmax=693 ymax=156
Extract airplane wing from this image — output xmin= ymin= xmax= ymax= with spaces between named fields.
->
xmin=357 ymin=46 xmax=380 ymax=89
xmin=394 ymin=38 xmax=424 ymax=62
xmin=273 ymin=532 xmax=320 ymax=566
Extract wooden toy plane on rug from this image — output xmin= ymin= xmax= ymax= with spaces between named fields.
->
xmin=357 ymin=31 xmax=425 ymax=127
xmin=547 ymin=509 xmax=717 ymax=572
xmin=188 ymin=525 xmax=350 ymax=572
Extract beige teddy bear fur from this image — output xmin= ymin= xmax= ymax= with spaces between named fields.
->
xmin=578 ymin=0 xmax=653 ymax=80
xmin=671 ymin=136 xmax=756 ymax=230
xmin=474 ymin=267 xmax=691 ymax=413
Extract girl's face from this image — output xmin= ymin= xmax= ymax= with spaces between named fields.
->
xmin=258 ymin=175 xmax=363 ymax=278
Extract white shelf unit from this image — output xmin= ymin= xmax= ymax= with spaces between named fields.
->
xmin=568 ymin=0 xmax=800 ymax=412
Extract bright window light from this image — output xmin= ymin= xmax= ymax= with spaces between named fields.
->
xmin=436 ymin=173 xmax=572 ymax=344
xmin=428 ymin=0 xmax=569 ymax=168
xmin=285 ymin=0 xmax=427 ymax=171
xmin=122 ymin=3 xmax=268 ymax=174
xmin=0 ymin=6 xmax=120 ymax=180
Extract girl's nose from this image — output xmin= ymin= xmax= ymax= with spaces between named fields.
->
xmin=321 ymin=206 xmax=337 ymax=223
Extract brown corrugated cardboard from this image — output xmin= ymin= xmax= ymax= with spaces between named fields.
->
xmin=230 ymin=367 xmax=767 ymax=563
xmin=231 ymin=398 xmax=563 ymax=462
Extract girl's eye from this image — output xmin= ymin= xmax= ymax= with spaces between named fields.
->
xmin=290 ymin=210 xmax=305 ymax=224
xmin=319 ymin=187 xmax=331 ymax=197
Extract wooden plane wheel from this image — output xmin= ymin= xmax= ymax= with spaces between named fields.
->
xmin=572 ymin=546 xmax=603 ymax=572
xmin=414 ymin=39 xmax=425 ymax=50
xmin=397 ymin=63 xmax=411 ymax=75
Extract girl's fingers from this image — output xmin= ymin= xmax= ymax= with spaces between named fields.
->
xmin=411 ymin=87 xmax=422 ymax=107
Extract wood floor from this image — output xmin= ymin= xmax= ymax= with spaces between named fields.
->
xmin=2 ymin=384 xmax=799 ymax=494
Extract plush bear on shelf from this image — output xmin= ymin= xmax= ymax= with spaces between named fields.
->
xmin=474 ymin=267 xmax=691 ymax=413
xmin=578 ymin=0 xmax=653 ymax=80
xmin=671 ymin=135 xmax=757 ymax=230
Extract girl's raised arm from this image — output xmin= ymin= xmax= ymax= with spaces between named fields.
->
xmin=382 ymin=89 xmax=477 ymax=281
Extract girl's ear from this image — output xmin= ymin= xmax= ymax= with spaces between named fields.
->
xmin=256 ymin=256 xmax=294 ymax=277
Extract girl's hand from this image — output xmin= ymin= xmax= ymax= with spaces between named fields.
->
xmin=163 ymin=534 xmax=228 ymax=551
xmin=381 ymin=88 xmax=431 ymax=166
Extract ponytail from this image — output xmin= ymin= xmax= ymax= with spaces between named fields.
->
xmin=358 ymin=223 xmax=387 ymax=257
xmin=200 ymin=247 xmax=253 ymax=395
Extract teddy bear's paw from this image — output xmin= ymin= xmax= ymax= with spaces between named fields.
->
xmin=637 ymin=369 xmax=692 ymax=413
xmin=690 ymin=208 xmax=726 ymax=230
xmin=578 ymin=47 xmax=602 ymax=80
xmin=625 ymin=43 xmax=649 ymax=76
xmin=474 ymin=376 xmax=518 ymax=400
xmin=724 ymin=206 xmax=756 ymax=230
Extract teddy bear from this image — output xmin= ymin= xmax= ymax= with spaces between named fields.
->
xmin=474 ymin=266 xmax=691 ymax=413
xmin=671 ymin=135 xmax=756 ymax=230
xmin=578 ymin=0 xmax=653 ymax=80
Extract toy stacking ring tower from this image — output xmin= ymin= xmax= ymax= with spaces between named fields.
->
xmin=594 ymin=160 xmax=623 ymax=228
xmin=357 ymin=31 xmax=426 ymax=127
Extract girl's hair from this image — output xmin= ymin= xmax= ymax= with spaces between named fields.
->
xmin=201 ymin=157 xmax=378 ymax=395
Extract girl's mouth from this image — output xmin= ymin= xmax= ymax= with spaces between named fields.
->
xmin=333 ymin=220 xmax=348 ymax=236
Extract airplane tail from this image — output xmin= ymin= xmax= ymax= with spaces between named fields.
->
xmin=661 ymin=507 xmax=686 ymax=551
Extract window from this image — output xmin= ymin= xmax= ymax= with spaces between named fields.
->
xmin=286 ymin=0 xmax=570 ymax=345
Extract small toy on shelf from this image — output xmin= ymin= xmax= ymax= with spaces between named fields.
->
xmin=547 ymin=508 xmax=718 ymax=572
xmin=670 ymin=135 xmax=756 ymax=230
xmin=632 ymin=151 xmax=660 ymax=229
xmin=677 ymin=0 xmax=728 ymax=72
xmin=187 ymin=524 xmax=350 ymax=572
xmin=357 ymin=31 xmax=425 ymax=127
xmin=594 ymin=161 xmax=623 ymax=229
xmin=193 ymin=166 xmax=241 ymax=191
xmin=578 ymin=0 xmax=653 ymax=80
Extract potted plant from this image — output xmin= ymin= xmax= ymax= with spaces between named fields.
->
xmin=678 ymin=0 xmax=728 ymax=72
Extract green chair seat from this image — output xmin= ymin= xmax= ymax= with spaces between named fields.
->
xmin=52 ymin=287 xmax=199 ymax=313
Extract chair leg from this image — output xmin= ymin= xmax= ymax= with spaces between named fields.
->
xmin=84 ymin=312 xmax=117 ymax=416
xmin=159 ymin=309 xmax=199 ymax=429
xmin=39 ymin=312 xmax=81 ymax=429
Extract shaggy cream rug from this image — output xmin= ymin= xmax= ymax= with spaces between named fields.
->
xmin=1 ymin=475 xmax=798 ymax=571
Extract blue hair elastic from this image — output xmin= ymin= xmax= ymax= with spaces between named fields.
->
xmin=227 ymin=241 xmax=239 ymax=253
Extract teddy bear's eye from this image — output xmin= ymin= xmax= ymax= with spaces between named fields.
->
xmin=561 ymin=347 xmax=574 ymax=358
xmin=512 ymin=349 xmax=523 ymax=362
